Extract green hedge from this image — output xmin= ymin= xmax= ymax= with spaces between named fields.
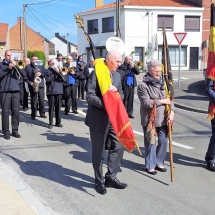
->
xmin=27 ymin=50 xmax=46 ymax=65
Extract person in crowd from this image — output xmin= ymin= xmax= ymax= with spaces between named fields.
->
xmin=56 ymin=53 xmax=65 ymax=107
xmin=205 ymin=71 xmax=215 ymax=172
xmin=23 ymin=57 xmax=30 ymax=111
xmin=84 ymin=56 xmax=94 ymax=92
xmin=85 ymin=50 xmax=127 ymax=195
xmin=0 ymin=50 xmax=28 ymax=139
xmin=25 ymin=55 xmax=46 ymax=120
xmin=77 ymin=55 xmax=86 ymax=100
xmin=137 ymin=59 xmax=174 ymax=175
xmin=63 ymin=56 xmax=81 ymax=115
xmin=118 ymin=55 xmax=140 ymax=118
xmin=45 ymin=59 xmax=64 ymax=129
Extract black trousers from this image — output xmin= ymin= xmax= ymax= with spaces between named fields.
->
xmin=23 ymin=83 xmax=29 ymax=109
xmin=29 ymin=87 xmax=45 ymax=117
xmin=64 ymin=85 xmax=78 ymax=113
xmin=78 ymin=79 xmax=85 ymax=99
xmin=1 ymin=91 xmax=20 ymax=134
xmin=47 ymin=94 xmax=62 ymax=125
xmin=19 ymin=84 xmax=24 ymax=106
xmin=90 ymin=125 xmax=124 ymax=184
xmin=123 ymin=85 xmax=134 ymax=115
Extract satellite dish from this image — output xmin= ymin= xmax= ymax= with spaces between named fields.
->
xmin=106 ymin=37 xmax=125 ymax=55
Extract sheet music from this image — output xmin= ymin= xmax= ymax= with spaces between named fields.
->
xmin=70 ymin=62 xmax=77 ymax=67
xmin=88 ymin=68 xmax=94 ymax=74
xmin=34 ymin=60 xmax=43 ymax=66
xmin=55 ymin=61 xmax=63 ymax=68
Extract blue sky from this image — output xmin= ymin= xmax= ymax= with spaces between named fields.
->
xmin=1 ymin=0 xmax=114 ymax=44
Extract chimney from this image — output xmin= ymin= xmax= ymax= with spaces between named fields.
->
xmin=95 ymin=0 xmax=104 ymax=7
xmin=55 ymin=32 xmax=60 ymax=37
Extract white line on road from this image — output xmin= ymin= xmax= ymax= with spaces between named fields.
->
xmin=133 ymin=130 xmax=193 ymax=149
xmin=77 ymin=110 xmax=193 ymax=149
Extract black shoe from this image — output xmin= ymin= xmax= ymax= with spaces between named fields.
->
xmin=65 ymin=112 xmax=69 ymax=115
xmin=73 ymin=110 xmax=78 ymax=114
xmin=105 ymin=178 xmax=127 ymax=189
xmin=146 ymin=169 xmax=157 ymax=175
xmin=3 ymin=134 xmax=10 ymax=140
xmin=155 ymin=166 xmax=167 ymax=172
xmin=31 ymin=116 xmax=35 ymax=120
xmin=12 ymin=132 xmax=21 ymax=138
xmin=95 ymin=183 xmax=107 ymax=195
xmin=207 ymin=163 xmax=215 ymax=172
xmin=48 ymin=124 xmax=53 ymax=129
xmin=40 ymin=115 xmax=47 ymax=118
xmin=128 ymin=115 xmax=134 ymax=119
xmin=23 ymin=108 xmax=28 ymax=112
xmin=55 ymin=123 xmax=63 ymax=127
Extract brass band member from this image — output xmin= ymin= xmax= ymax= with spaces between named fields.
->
xmin=23 ymin=58 xmax=30 ymax=111
xmin=0 ymin=50 xmax=28 ymax=140
xmin=45 ymin=59 xmax=64 ymax=129
xmin=63 ymin=55 xmax=81 ymax=115
xmin=25 ymin=56 xmax=46 ymax=120
xmin=77 ymin=55 xmax=87 ymax=100
xmin=118 ymin=56 xmax=140 ymax=118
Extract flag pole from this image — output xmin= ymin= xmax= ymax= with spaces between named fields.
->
xmin=163 ymin=28 xmax=174 ymax=182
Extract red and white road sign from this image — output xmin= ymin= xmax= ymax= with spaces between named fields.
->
xmin=174 ymin=32 xmax=187 ymax=45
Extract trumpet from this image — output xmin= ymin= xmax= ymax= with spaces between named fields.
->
xmin=33 ymin=66 xmax=41 ymax=93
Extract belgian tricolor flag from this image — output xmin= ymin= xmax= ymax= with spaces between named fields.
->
xmin=95 ymin=58 xmax=141 ymax=155
xmin=206 ymin=2 xmax=215 ymax=120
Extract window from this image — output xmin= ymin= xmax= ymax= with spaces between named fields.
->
xmin=102 ymin=17 xmax=114 ymax=33
xmin=157 ymin=15 xmax=174 ymax=31
xmin=185 ymin=16 xmax=200 ymax=31
xmin=158 ymin=46 xmax=187 ymax=66
xmin=87 ymin=19 xmax=98 ymax=34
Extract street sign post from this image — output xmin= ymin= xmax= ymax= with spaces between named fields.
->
xmin=174 ymin=33 xmax=187 ymax=87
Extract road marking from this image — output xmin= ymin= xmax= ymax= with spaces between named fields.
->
xmin=77 ymin=110 xmax=193 ymax=149
xmin=133 ymin=130 xmax=193 ymax=149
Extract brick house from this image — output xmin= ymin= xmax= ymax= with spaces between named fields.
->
xmin=9 ymin=17 xmax=55 ymax=61
xmin=0 ymin=23 xmax=10 ymax=60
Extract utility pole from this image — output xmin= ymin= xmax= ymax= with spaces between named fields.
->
xmin=23 ymin=4 xmax=27 ymax=59
xmin=116 ymin=0 xmax=120 ymax=37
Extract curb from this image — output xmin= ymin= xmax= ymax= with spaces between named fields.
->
xmin=174 ymin=101 xmax=208 ymax=114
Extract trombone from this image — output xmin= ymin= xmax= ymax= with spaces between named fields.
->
xmin=10 ymin=60 xmax=25 ymax=79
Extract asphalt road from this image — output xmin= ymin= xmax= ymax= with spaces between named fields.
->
xmin=0 ymin=70 xmax=214 ymax=215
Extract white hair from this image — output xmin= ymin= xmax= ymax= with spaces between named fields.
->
xmin=147 ymin=59 xmax=162 ymax=71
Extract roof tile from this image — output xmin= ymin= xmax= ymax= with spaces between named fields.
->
xmin=85 ymin=0 xmax=199 ymax=12
xmin=0 ymin=23 xmax=9 ymax=43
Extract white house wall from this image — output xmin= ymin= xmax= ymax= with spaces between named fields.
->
xmin=78 ymin=6 xmax=203 ymax=70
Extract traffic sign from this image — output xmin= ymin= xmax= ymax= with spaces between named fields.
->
xmin=174 ymin=32 xmax=187 ymax=45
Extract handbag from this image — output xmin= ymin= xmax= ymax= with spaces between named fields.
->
xmin=145 ymin=100 xmax=157 ymax=144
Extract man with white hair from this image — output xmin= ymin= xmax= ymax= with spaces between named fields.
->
xmin=85 ymin=50 xmax=127 ymax=195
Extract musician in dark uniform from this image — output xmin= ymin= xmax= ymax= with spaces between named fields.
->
xmin=25 ymin=56 xmax=46 ymax=120
xmin=84 ymin=56 xmax=94 ymax=92
xmin=23 ymin=57 xmax=30 ymax=111
xmin=45 ymin=59 xmax=64 ymax=129
xmin=0 ymin=50 xmax=27 ymax=140
xmin=63 ymin=56 xmax=81 ymax=115
xmin=118 ymin=55 xmax=140 ymax=118
xmin=77 ymin=55 xmax=87 ymax=100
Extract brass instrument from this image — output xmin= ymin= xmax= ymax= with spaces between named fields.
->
xmin=60 ymin=67 xmax=69 ymax=75
xmin=135 ymin=61 xmax=143 ymax=70
xmin=33 ymin=66 xmax=41 ymax=92
xmin=9 ymin=60 xmax=23 ymax=78
xmin=16 ymin=60 xmax=26 ymax=70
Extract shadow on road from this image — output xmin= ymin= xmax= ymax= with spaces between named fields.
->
xmin=3 ymin=154 xmax=95 ymax=196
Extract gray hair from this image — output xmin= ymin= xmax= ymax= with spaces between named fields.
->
xmin=147 ymin=59 xmax=162 ymax=71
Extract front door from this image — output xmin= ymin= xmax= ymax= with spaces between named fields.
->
xmin=189 ymin=47 xmax=198 ymax=70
